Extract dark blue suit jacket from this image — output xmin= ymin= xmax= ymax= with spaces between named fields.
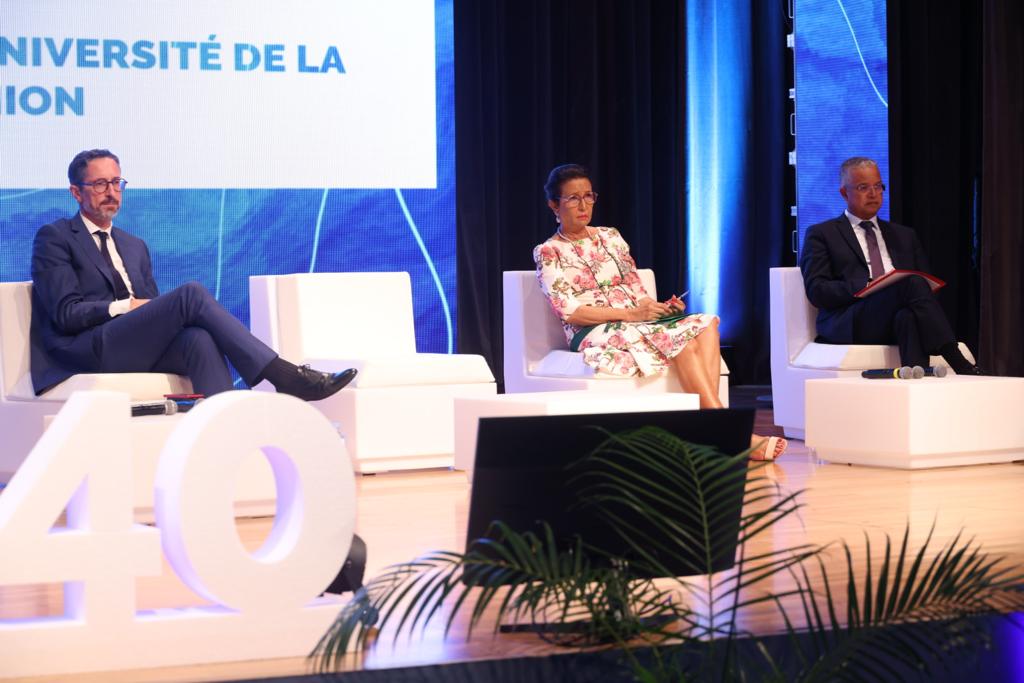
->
xmin=30 ymin=214 xmax=160 ymax=394
xmin=799 ymin=213 xmax=929 ymax=342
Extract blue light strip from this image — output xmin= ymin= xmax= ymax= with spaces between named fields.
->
xmin=836 ymin=0 xmax=889 ymax=108
xmin=0 ymin=189 xmax=45 ymax=201
xmin=394 ymin=188 xmax=454 ymax=354
xmin=308 ymin=188 xmax=330 ymax=273
xmin=685 ymin=3 xmax=751 ymax=337
xmin=215 ymin=188 xmax=226 ymax=300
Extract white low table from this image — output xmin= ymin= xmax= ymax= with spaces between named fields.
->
xmin=453 ymin=390 xmax=700 ymax=481
xmin=805 ymin=376 xmax=1024 ymax=469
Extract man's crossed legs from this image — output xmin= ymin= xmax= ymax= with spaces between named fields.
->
xmin=98 ymin=281 xmax=355 ymax=399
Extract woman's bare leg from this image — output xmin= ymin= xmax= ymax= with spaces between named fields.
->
xmin=672 ymin=331 xmax=786 ymax=459
xmin=670 ymin=342 xmax=723 ymax=409
xmin=694 ymin=319 xmax=722 ymax=399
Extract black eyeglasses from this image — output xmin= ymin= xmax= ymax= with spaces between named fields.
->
xmin=847 ymin=182 xmax=885 ymax=194
xmin=79 ymin=178 xmax=128 ymax=193
xmin=559 ymin=191 xmax=598 ymax=208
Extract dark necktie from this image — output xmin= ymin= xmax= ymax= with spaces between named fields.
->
xmin=859 ymin=221 xmax=884 ymax=280
xmin=96 ymin=232 xmax=131 ymax=300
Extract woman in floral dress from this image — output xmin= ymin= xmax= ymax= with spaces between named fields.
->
xmin=534 ymin=164 xmax=786 ymax=461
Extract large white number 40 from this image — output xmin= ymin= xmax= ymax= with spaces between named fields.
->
xmin=0 ymin=390 xmax=356 ymax=677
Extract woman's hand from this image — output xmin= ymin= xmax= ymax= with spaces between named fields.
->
xmin=628 ymin=297 xmax=673 ymax=321
xmin=566 ymin=298 xmax=675 ymax=326
xmin=665 ymin=294 xmax=686 ymax=313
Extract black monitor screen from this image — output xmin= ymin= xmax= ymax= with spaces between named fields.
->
xmin=466 ymin=408 xmax=755 ymax=578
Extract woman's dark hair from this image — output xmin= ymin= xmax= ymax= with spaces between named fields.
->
xmin=544 ymin=164 xmax=590 ymax=201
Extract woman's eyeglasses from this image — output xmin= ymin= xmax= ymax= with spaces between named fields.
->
xmin=559 ymin=192 xmax=598 ymax=208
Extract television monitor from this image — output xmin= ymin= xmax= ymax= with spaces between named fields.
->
xmin=466 ymin=408 xmax=756 ymax=579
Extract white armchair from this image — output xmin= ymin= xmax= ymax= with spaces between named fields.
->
xmin=0 ymin=282 xmax=191 ymax=476
xmin=249 ymin=272 xmax=496 ymax=473
xmin=503 ymin=270 xmax=729 ymax=404
xmin=769 ymin=267 xmax=974 ymax=439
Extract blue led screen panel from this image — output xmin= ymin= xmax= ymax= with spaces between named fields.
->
xmin=794 ymin=0 xmax=888 ymax=254
xmin=0 ymin=0 xmax=456 ymax=362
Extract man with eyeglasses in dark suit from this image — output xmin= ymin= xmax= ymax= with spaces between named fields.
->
xmin=29 ymin=148 xmax=359 ymax=399
xmin=799 ymin=156 xmax=981 ymax=374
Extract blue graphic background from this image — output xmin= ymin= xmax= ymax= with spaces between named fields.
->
xmin=0 ymin=0 xmax=455 ymax=371
xmin=794 ymin=0 xmax=888 ymax=252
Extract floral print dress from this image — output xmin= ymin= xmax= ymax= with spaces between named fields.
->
xmin=534 ymin=226 xmax=718 ymax=378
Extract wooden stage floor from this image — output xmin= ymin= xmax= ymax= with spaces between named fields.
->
xmin=4 ymin=393 xmax=1024 ymax=682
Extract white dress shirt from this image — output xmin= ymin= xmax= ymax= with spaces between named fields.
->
xmin=845 ymin=210 xmax=894 ymax=276
xmin=80 ymin=213 xmax=135 ymax=317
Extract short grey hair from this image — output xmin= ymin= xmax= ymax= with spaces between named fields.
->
xmin=839 ymin=157 xmax=878 ymax=185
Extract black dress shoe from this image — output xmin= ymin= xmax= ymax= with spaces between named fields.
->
xmin=276 ymin=366 xmax=357 ymax=401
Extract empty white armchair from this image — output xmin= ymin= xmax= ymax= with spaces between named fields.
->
xmin=0 ymin=281 xmax=191 ymax=476
xmin=769 ymin=267 xmax=974 ymax=439
xmin=249 ymin=272 xmax=496 ymax=473
xmin=503 ymin=270 xmax=729 ymax=404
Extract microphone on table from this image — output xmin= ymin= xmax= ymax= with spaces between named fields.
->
xmin=861 ymin=366 xmax=949 ymax=380
xmin=861 ymin=367 xmax=915 ymax=379
xmin=131 ymin=399 xmax=179 ymax=417
xmin=130 ymin=397 xmax=204 ymax=417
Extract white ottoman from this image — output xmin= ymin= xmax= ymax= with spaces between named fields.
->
xmin=453 ymin=390 xmax=700 ymax=481
xmin=805 ymin=376 xmax=1024 ymax=469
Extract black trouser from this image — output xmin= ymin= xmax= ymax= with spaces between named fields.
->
xmin=325 ymin=533 xmax=367 ymax=594
xmin=849 ymin=275 xmax=956 ymax=367
xmin=96 ymin=281 xmax=276 ymax=394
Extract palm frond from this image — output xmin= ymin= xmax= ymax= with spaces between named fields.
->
xmin=313 ymin=424 xmax=1024 ymax=683
xmin=782 ymin=522 xmax=1024 ymax=682
xmin=310 ymin=518 xmax=693 ymax=672
xmin=569 ymin=426 xmax=815 ymax=647
xmin=571 ymin=427 xmax=804 ymax=582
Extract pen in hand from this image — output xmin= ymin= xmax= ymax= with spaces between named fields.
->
xmin=666 ymin=290 xmax=689 ymax=312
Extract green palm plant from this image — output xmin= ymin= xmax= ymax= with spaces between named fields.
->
xmin=776 ymin=524 xmax=1024 ymax=682
xmin=311 ymin=426 xmax=1024 ymax=681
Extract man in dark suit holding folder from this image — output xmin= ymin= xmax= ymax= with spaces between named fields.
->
xmin=799 ymin=156 xmax=980 ymax=374
xmin=30 ymin=148 xmax=358 ymax=398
